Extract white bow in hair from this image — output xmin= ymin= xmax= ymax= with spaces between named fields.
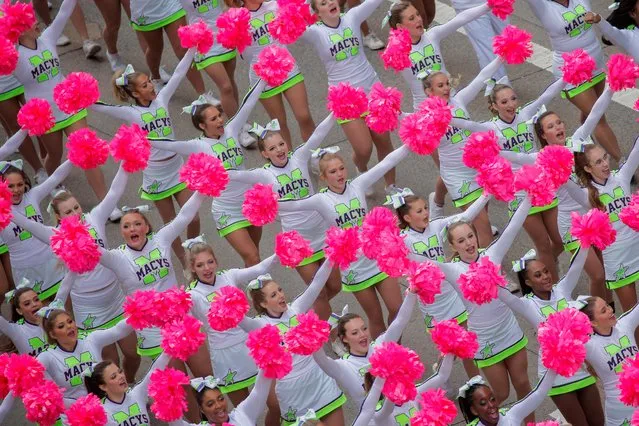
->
xmin=121 ymin=205 xmax=150 ymax=213
xmin=484 ymin=76 xmax=509 ymax=97
xmin=329 ymin=304 xmax=349 ymax=329
xmin=384 ymin=187 xmax=415 ymax=209
xmin=609 ymin=1 xmax=620 ymax=10
xmin=80 ymin=364 xmax=95 ymax=378
xmin=182 ymin=95 xmax=210 ymax=115
xmin=567 ymin=300 xmax=588 ymax=311
xmin=190 ymin=376 xmax=221 ymax=392
xmin=36 ymin=299 xmax=65 ymax=319
xmin=512 ymin=249 xmax=537 ymax=273
xmin=0 ymin=159 xmax=23 ymax=173
xmin=46 ymin=188 xmax=71 ymax=217
xmin=249 ymin=119 xmax=281 ymax=139
xmin=525 ymin=104 xmax=548 ymax=126
xmin=311 ymin=146 xmax=340 ymax=159
xmin=181 ymin=234 xmax=206 ymax=249
xmin=565 ymin=136 xmax=594 ymax=153
xmin=381 ymin=0 xmax=404 ymax=28
xmin=5 ymin=278 xmax=32 ymax=303
xmin=115 ymin=64 xmax=135 ymax=87
xmin=458 ymin=375 xmax=486 ymax=399
xmin=416 ymin=69 xmax=435 ymax=81
xmin=247 ymin=274 xmax=272 ymax=290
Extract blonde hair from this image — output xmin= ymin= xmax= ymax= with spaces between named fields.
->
xmin=318 ymin=153 xmax=344 ymax=176
xmin=112 ymin=69 xmax=146 ymax=103
xmin=185 ymin=242 xmax=217 ymax=282
xmin=487 ymin=84 xmax=513 ymax=116
xmin=421 ymin=71 xmax=460 ymax=92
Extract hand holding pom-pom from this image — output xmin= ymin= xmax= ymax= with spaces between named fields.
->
xmin=369 ymin=341 xmax=424 ymax=405
xmin=620 ymin=191 xmax=639 ymax=232
xmin=271 ymin=2 xmax=315 ymax=44
xmin=275 ymin=230 xmax=313 ymax=268
xmin=487 ymin=0 xmax=514 ymax=20
xmin=178 ymin=20 xmax=214 ymax=54
xmin=538 ymin=308 xmax=592 ymax=377
xmin=207 ymin=286 xmax=250 ymax=331
xmin=216 ymin=8 xmax=252 ymax=54
xmin=253 ymin=46 xmax=296 ymax=87
xmin=0 ymin=0 xmax=36 ymax=42
xmin=324 ymin=226 xmax=361 ymax=270
xmin=571 ymin=209 xmax=616 ymax=250
xmin=67 ymin=129 xmax=109 ymax=170
xmin=375 ymin=230 xmax=411 ymax=277
xmin=463 ymin=131 xmax=501 ymax=170
xmin=514 ymin=164 xmax=556 ymax=207
xmin=431 ymin=320 xmax=479 ymax=359
xmin=123 ymin=290 xmax=162 ymax=329
xmin=366 ymin=83 xmax=403 ymax=134
xmin=284 ymin=310 xmax=330 ymax=355
xmin=157 ymin=288 xmax=193 ymax=326
xmin=477 ymin=157 xmax=515 ymax=202
xmin=246 ymin=324 xmax=293 ymax=379
xmin=411 ymin=388 xmax=458 ymax=426
xmin=632 ymin=409 xmax=639 ymax=426
xmin=327 ymin=83 xmax=368 ymax=121
xmin=536 ymin=145 xmax=574 ymax=188
xmin=53 ymin=72 xmax=100 ymax=115
xmin=23 ymin=380 xmax=65 ymax=426
xmin=607 ymin=53 xmax=639 ymax=92
xmin=561 ymin=49 xmax=596 ymax=86
xmin=179 ymin=153 xmax=229 ymax=197
xmin=149 ymin=368 xmax=189 ymax=421
xmin=619 ymin=355 xmax=639 ymax=407
xmin=407 ymin=261 xmax=445 ymax=304
xmin=360 ymin=206 xmax=399 ymax=260
xmin=0 ymin=354 xmax=9 ymax=398
xmin=161 ymin=315 xmax=206 ymax=361
xmin=379 ymin=28 xmax=411 ymax=72
xmin=6 ymin=354 xmax=45 ymax=396
xmin=0 ymin=180 xmax=13 ymax=231
xmin=416 ymin=96 xmax=453 ymax=140
xmin=65 ymin=394 xmax=108 ymax=426
xmin=493 ymin=25 xmax=533 ymax=64
xmin=50 ymin=216 xmax=101 ymax=274
xmin=457 ymin=257 xmax=506 ymax=305
xmin=243 ymin=183 xmax=278 ymax=226
xmin=17 ymin=98 xmax=55 ymax=136
xmin=110 ymin=124 xmax=151 ymax=173
xmin=0 ymin=38 xmax=18 ymax=76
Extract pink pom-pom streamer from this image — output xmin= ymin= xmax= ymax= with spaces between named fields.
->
xmin=156 ymin=288 xmax=193 ymax=326
xmin=457 ymin=256 xmax=506 ymax=305
xmin=607 ymin=53 xmax=639 ymax=92
xmin=161 ymin=314 xmax=206 ymax=361
xmin=271 ymin=2 xmax=315 ymax=44
xmin=571 ymin=209 xmax=617 ymax=250
xmin=284 ymin=310 xmax=330 ymax=355
xmin=246 ymin=324 xmax=293 ymax=379
xmin=476 ymin=157 xmax=515 ymax=202
xmin=374 ymin=230 xmax=411 ymax=277
xmin=275 ymin=230 xmax=313 ymax=268
xmin=207 ymin=286 xmax=250 ymax=331
xmin=416 ymin=96 xmax=453 ymax=138
xmin=23 ymin=380 xmax=65 ymax=426
xmin=179 ymin=152 xmax=229 ymax=197
xmin=178 ymin=20 xmax=214 ymax=54
xmin=216 ymin=8 xmax=252 ymax=54
xmin=327 ymin=83 xmax=368 ymax=121
xmin=53 ymin=72 xmax=100 ymax=115
xmin=620 ymin=191 xmax=639 ymax=232
xmin=0 ymin=0 xmax=36 ymax=42
xmin=6 ymin=354 xmax=45 ymax=397
xmin=431 ymin=320 xmax=479 ymax=359
xmin=536 ymin=145 xmax=574 ymax=189
xmin=366 ymin=82 xmax=403 ymax=133
xmin=0 ymin=37 xmax=18 ymax=76
xmin=242 ymin=183 xmax=279 ymax=226
xmin=411 ymin=388 xmax=458 ymax=426
xmin=379 ymin=28 xmax=411 ymax=72
xmin=369 ymin=342 xmax=424 ymax=405
xmin=17 ymin=98 xmax=54 ymax=136
xmin=463 ymin=131 xmax=501 ymax=170
xmin=514 ymin=164 xmax=556 ymax=207
xmin=561 ymin=49 xmax=596 ymax=86
xmin=110 ymin=124 xmax=150 ymax=173
xmin=493 ymin=25 xmax=533 ymax=64
xmin=324 ymin=226 xmax=361 ymax=270
xmin=619 ymin=355 xmax=639 ymax=407
xmin=253 ymin=45 xmax=295 ymax=87
xmin=65 ymin=394 xmax=107 ymax=426
xmin=149 ymin=368 xmax=189 ymax=421
xmin=399 ymin=112 xmax=439 ymax=156
xmin=123 ymin=289 xmax=162 ymax=330
xmin=487 ymin=0 xmax=514 ymax=20
xmin=633 ymin=410 xmax=639 ymax=426
xmin=0 ymin=180 xmax=13 ymax=231
xmin=360 ymin=206 xmax=399 ymax=260
xmin=538 ymin=308 xmax=592 ymax=377
xmin=526 ymin=422 xmax=560 ymax=426
xmin=66 ymin=128 xmax=109 ymax=170
xmin=0 ymin=354 xmax=10 ymax=398
xmin=50 ymin=216 xmax=101 ymax=274
xmin=407 ymin=261 xmax=445 ymax=304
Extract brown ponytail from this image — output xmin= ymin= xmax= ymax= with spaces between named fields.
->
xmin=487 ymin=84 xmax=512 ymax=116
xmin=112 ymin=69 xmax=146 ymax=103
xmin=533 ymin=110 xmax=558 ymax=149
xmin=395 ymin=195 xmax=422 ymax=229
xmin=574 ymin=146 xmax=606 ymax=211
xmin=388 ymin=1 xmax=413 ymax=29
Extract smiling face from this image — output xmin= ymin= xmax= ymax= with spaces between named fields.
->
xmin=341 ymin=316 xmax=370 ymax=356
xmin=49 ymin=313 xmax=78 ymax=348
xmin=320 ymin=157 xmax=347 ymax=192
xmin=99 ymin=363 xmax=128 ymax=399
xmin=584 ymin=145 xmax=611 ymax=183
xmin=191 ymin=251 xmax=218 ymax=284
xmin=260 ymin=134 xmax=289 ymax=167
xmin=396 ymin=4 xmax=424 ymax=40
xmin=199 ymin=105 xmax=225 ymax=139
xmin=120 ymin=212 xmax=150 ymax=250
xmin=469 ymin=386 xmax=499 ymax=426
xmin=5 ymin=172 xmax=26 ymax=205
xmin=200 ymin=388 xmax=229 ymax=424
xmin=259 ymin=281 xmax=288 ymax=316
xmin=448 ymin=223 xmax=478 ymax=263
xmin=425 ymin=73 xmax=451 ymax=101
xmin=491 ymin=87 xmax=518 ymax=122
xmin=16 ymin=290 xmax=42 ymax=324
xmin=538 ymin=113 xmax=566 ymax=146
xmin=589 ymin=297 xmax=617 ymax=332
xmin=523 ymin=260 xmax=553 ymax=294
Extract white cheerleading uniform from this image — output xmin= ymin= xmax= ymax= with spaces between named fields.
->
xmin=0 ymin=317 xmax=48 ymax=357
xmin=130 ymin=0 xmax=186 ymax=31
xmin=401 ymin=3 xmax=490 ymax=111
xmin=0 ymin=74 xmax=23 ymax=102
xmin=98 ymin=193 xmax=204 ymax=357
xmin=0 ymin=130 xmax=28 ymax=162
xmin=188 ymin=255 xmax=276 ymax=393
xmin=596 ymin=19 xmax=639 ymax=62
xmin=240 ymin=262 xmax=346 ymax=425
xmin=401 ymin=195 xmax=490 ymax=328
xmin=37 ymin=321 xmax=133 ymax=402
xmin=90 ymin=49 xmax=196 ymax=201
xmin=585 ymin=304 xmax=639 ymax=426
xmin=151 ymin=80 xmax=265 ymax=237
xmin=279 ymin=146 xmax=409 ymax=292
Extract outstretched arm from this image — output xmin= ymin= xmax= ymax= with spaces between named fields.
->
xmin=556 ymin=246 xmax=589 ymax=297
xmin=91 ymin=165 xmax=128 ymax=226
xmin=571 ymin=86 xmax=613 ymax=142
xmin=455 ymin=57 xmax=503 ymax=108
xmin=353 ymin=378 xmax=385 ymax=426
xmin=89 ymin=103 xmax=137 ymax=122
xmin=450 ymin=118 xmax=495 ymax=133
xmin=42 ymin=0 xmax=79 ymax=42
xmin=313 ymin=349 xmax=366 ymax=399
xmin=227 ymin=168 xmax=272 ymax=186
xmin=148 ymin=139 xmax=207 ymax=156
xmin=348 ymin=0 xmax=387 ymax=27
xmin=0 ymin=394 xmax=15 ymax=424
xmin=237 ymin=371 xmax=274 ymax=424
xmin=52 ymin=272 xmax=77 ymax=307
xmin=30 ymin=160 xmax=74 ymax=203
xmin=278 ymin=194 xmax=334 ymax=222
xmin=619 ymin=134 xmax=639 ymax=184
xmin=497 ymin=286 xmax=541 ymax=327
xmin=416 ymin=353 xmax=454 ymax=392
xmin=157 ymin=193 xmax=204 ymax=248
xmin=295 ymin=114 xmax=336 ymax=160
xmin=499 ymin=150 xmax=537 ymax=165
xmin=376 ymin=292 xmax=417 ymax=344
xmin=158 ymin=48 xmax=197 ymax=104
xmin=229 ymin=254 xmax=277 ymax=286
xmin=352 ymin=145 xmax=410 ymax=192
xmin=486 ymin=198 xmax=531 ymax=264
xmin=226 ymin=80 xmax=268 ymax=137
xmin=596 ymin=19 xmax=635 ymax=54
xmin=135 ymin=352 xmax=171 ymax=400
xmin=9 ymin=213 xmax=55 ymax=243
xmin=89 ymin=319 xmax=133 ymax=349
xmin=428 ymin=3 xmax=490 ymax=41
xmin=238 ymin=316 xmax=265 ymax=333
xmin=506 ymin=370 xmax=557 ymax=423
xmin=291 ymin=260 xmax=333 ymax=313
xmin=0 ymin=130 xmax=28 ymax=162
xmin=518 ymin=79 xmax=567 ymax=120
xmin=564 ymin=178 xmax=590 ymax=209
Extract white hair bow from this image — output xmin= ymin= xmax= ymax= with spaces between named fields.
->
xmin=181 ymin=234 xmax=206 ymax=249
xmin=311 ymin=146 xmax=340 ymax=159
xmin=484 ymin=75 xmax=510 ymax=97
xmin=525 ymin=104 xmax=547 ymax=126
xmin=381 ymin=0 xmax=403 ymax=28
xmin=5 ymin=278 xmax=32 ymax=303
xmin=247 ymin=274 xmax=272 ymax=290
xmin=329 ymin=304 xmax=349 ymax=329
xmin=80 ymin=363 xmax=95 ymax=378
xmin=115 ymin=64 xmax=136 ymax=87
xmin=121 ymin=205 xmax=150 ymax=213
xmin=565 ymin=136 xmax=594 ymax=153
xmin=182 ymin=95 xmax=210 ymax=115
xmin=190 ymin=376 xmax=221 ymax=392
xmin=416 ymin=69 xmax=435 ymax=81
xmin=0 ymin=159 xmax=23 ymax=173
xmin=567 ymin=300 xmax=588 ymax=311
xmin=46 ymin=188 xmax=70 ymax=217
xmin=384 ymin=187 xmax=415 ymax=209
xmin=249 ymin=119 xmax=281 ymax=140
xmin=458 ymin=375 xmax=486 ymax=399
xmin=36 ymin=299 xmax=65 ymax=318
xmin=512 ymin=249 xmax=537 ymax=273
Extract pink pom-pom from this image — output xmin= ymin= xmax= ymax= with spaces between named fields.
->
xmin=375 ymin=230 xmax=411 ymax=277
xmin=207 ymin=286 xmax=250 ymax=331
xmin=457 ymin=256 xmax=506 ymax=305
xmin=216 ymin=8 xmax=252 ymax=54
xmin=324 ymin=226 xmax=361 ymax=270
xmin=536 ymin=145 xmax=574 ymax=189
xmin=242 ymin=183 xmax=279 ymax=226
xmin=369 ymin=342 xmax=424 ymax=405
xmin=246 ymin=324 xmax=293 ymax=379
xmin=633 ymin=410 xmax=639 ymax=426
xmin=463 ymin=131 xmax=501 ymax=170
xmin=178 ymin=19 xmax=214 ymax=54
xmin=538 ymin=308 xmax=592 ymax=377
xmin=619 ymin=355 xmax=639 ymax=407
xmin=156 ymin=287 xmax=193 ymax=326
xmin=0 ymin=0 xmax=36 ymax=42
xmin=430 ymin=320 xmax=479 ymax=359
xmin=123 ymin=289 xmax=162 ymax=329
xmin=411 ymin=388 xmax=458 ymax=426
xmin=0 ymin=37 xmax=18 ymax=76
xmin=476 ymin=157 xmax=515 ymax=202
xmin=607 ymin=53 xmax=639 ymax=92
xmin=327 ymin=83 xmax=368 ymax=121
xmin=149 ymin=368 xmax=189 ymax=421
xmin=275 ymin=230 xmax=313 ymax=268
xmin=253 ymin=46 xmax=295 ymax=87
xmin=0 ymin=180 xmax=13 ymax=231
xmin=17 ymin=98 xmax=55 ymax=136
xmin=110 ymin=124 xmax=151 ymax=173
xmin=379 ymin=28 xmax=411 ymax=72
xmin=493 ymin=25 xmax=533 ymax=64
xmin=487 ymin=0 xmax=514 ymax=19
xmin=0 ymin=354 xmax=10 ymax=398
xmin=284 ymin=310 xmax=330 ymax=355
xmin=361 ymin=207 xmax=399 ymax=260
xmin=561 ymin=49 xmax=596 ymax=86
xmin=526 ymin=422 xmax=560 ymax=426
xmin=271 ymin=2 xmax=315 ymax=44
xmin=179 ymin=152 xmax=229 ymax=197
xmin=53 ymin=72 xmax=100 ymax=115
xmin=366 ymin=82 xmax=403 ymax=133
xmin=514 ymin=164 xmax=555 ymax=207
xmin=50 ymin=216 xmax=101 ymax=274
xmin=65 ymin=394 xmax=107 ymax=426
xmin=161 ymin=314 xmax=206 ymax=361
xmin=399 ymin=112 xmax=440 ymax=156
xmin=416 ymin=96 xmax=454 ymax=139
xmin=571 ymin=209 xmax=617 ymax=250
xmin=407 ymin=261 xmax=445 ymax=304
xmin=621 ymin=191 xmax=639 ymax=232
xmin=23 ymin=380 xmax=65 ymax=426
xmin=6 ymin=354 xmax=45 ymax=397
xmin=66 ymin=128 xmax=109 ymax=170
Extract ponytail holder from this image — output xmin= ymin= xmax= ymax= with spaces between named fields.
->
xmin=381 ymin=0 xmax=402 ymax=28
xmin=182 ymin=95 xmax=209 ymax=116
xmin=525 ymin=104 xmax=547 ymax=126
xmin=80 ymin=364 xmax=95 ymax=379
xmin=247 ymin=274 xmax=272 ymax=290
xmin=181 ymin=234 xmax=206 ymax=249
xmin=47 ymin=189 xmax=71 ymax=217
xmin=511 ymin=248 xmax=537 ymax=273
xmin=248 ymin=119 xmax=281 ymax=140
xmin=609 ymin=1 xmax=620 ymax=10
xmin=115 ymin=64 xmax=135 ymax=87
xmin=457 ymin=375 xmax=485 ymax=399
xmin=311 ymin=146 xmax=340 ymax=160
xmin=328 ymin=304 xmax=349 ymax=329
xmin=0 ymin=159 xmax=23 ymax=174
xmin=383 ymin=187 xmax=414 ymax=209
xmin=5 ymin=278 xmax=31 ymax=303
xmin=484 ymin=75 xmax=509 ymax=97
xmin=190 ymin=376 xmax=220 ymax=392
xmin=565 ymin=136 xmax=594 ymax=153
xmin=121 ymin=205 xmax=150 ymax=213
xmin=36 ymin=300 xmax=65 ymax=319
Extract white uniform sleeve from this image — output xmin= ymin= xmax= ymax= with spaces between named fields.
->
xmin=294 ymin=114 xmax=335 ymax=161
xmin=352 ymin=145 xmax=410 ymax=192
xmin=313 ymin=350 xmax=365 ymax=398
xmin=455 ymin=57 xmax=503 ymax=109
xmin=235 ymin=371 xmax=273 ymax=424
xmin=517 ymin=79 xmax=567 ymax=121
xmin=98 ymin=248 xmax=126 ymax=277
xmin=499 ymin=150 xmax=537 ymax=165
xmin=0 ymin=129 xmax=28 ymax=162
xmin=348 ymin=0 xmax=387 ymax=27
xmin=88 ymin=319 xmax=133 ymax=349
xmin=505 ymin=370 xmax=557 ymax=424
xmin=618 ymin=134 xmax=639 ymax=184
xmin=597 ymin=20 xmax=634 ymax=54
xmin=0 ymin=317 xmax=18 ymax=343
xmin=30 ymin=160 xmax=74 ymax=203
xmin=90 ymin=164 xmax=128 ymax=226
xmin=353 ymin=378 xmax=385 ymax=426
xmin=497 ymin=286 xmax=541 ymax=327
xmin=277 ymin=193 xmax=334 ymax=222
xmin=157 ymin=192 xmax=204 ymax=249
xmin=376 ymin=292 xmax=417 ymax=344
xmin=571 ymin=86 xmax=613 ymax=142
xmin=133 ymin=352 xmax=171 ymax=401
xmin=149 ymin=138 xmax=209 ymax=156
xmin=556 ymin=246 xmax=589 ymax=297
xmin=416 ymin=353 xmax=454 ymax=392
xmin=450 ymin=117 xmax=495 ymax=133
xmin=89 ymin=103 xmax=138 ymax=122
xmin=485 ymin=198 xmax=531 ymax=264
xmin=564 ymin=179 xmax=590 ymax=209
xmin=8 ymin=213 xmax=55 ymax=243
xmin=42 ymin=0 xmax=78 ymax=42
xmin=158 ymin=49 xmax=197 ymax=106
xmin=53 ymin=271 xmax=77 ymax=307
xmin=376 ymin=399 xmax=395 ymax=422
xmin=619 ymin=301 xmax=639 ymax=331
xmin=428 ymin=4 xmax=490 ymax=42
xmin=227 ymin=168 xmax=273 ymax=186
xmin=291 ymin=260 xmax=333 ymax=313
xmin=227 ymin=254 xmax=277 ymax=286
xmin=225 ymin=80 xmax=268 ymax=137
xmin=0 ymin=394 xmax=15 ymax=424
xmin=444 ymin=194 xmax=491 ymax=227
xmin=238 ymin=316 xmax=265 ymax=333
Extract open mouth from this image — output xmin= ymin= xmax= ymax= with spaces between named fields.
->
xmin=67 ymin=329 xmax=76 ymax=338
xmin=330 ymin=6 xmax=338 ymax=13
xmin=130 ymin=234 xmax=140 ymax=243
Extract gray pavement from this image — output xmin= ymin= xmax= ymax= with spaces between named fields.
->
xmin=2 ymin=0 xmax=637 ymax=424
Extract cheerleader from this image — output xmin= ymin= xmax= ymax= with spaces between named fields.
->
xmin=223 ymin=0 xmax=316 ymax=148
xmin=581 ymin=297 xmax=639 ymax=426
xmin=1 ymin=283 xmax=48 ymax=356
xmin=150 ymin=81 xmax=265 ymax=267
xmin=90 ymin=49 xmax=201 ymax=264
xmin=240 ymin=261 xmax=346 ymax=426
xmin=497 ymin=247 xmax=604 ymax=426
xmin=227 ymin=114 xmax=342 ymax=319
xmin=585 ymin=1 xmax=639 ymax=62
xmin=278 ymin=146 xmax=409 ymax=338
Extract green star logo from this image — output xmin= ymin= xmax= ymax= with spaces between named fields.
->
xmin=82 ymin=314 xmax=96 ymax=329
xmin=223 ymin=369 xmax=237 ymax=385
xmin=509 ymin=198 xmax=522 ymax=212
xmin=218 ymin=214 xmax=230 ymax=227
xmin=458 ymin=180 xmax=471 ymax=197
xmin=147 ymin=180 xmax=161 ymax=194
xmin=424 ymin=314 xmax=433 ymax=328
xmin=137 ymin=15 xmax=148 ymax=25
xmin=615 ymin=264 xmax=629 ymax=281
xmin=621 ymin=420 xmax=630 ymax=426
xmin=284 ymin=406 xmax=297 ymax=421
xmin=137 ymin=335 xmax=145 ymax=348
xmin=480 ymin=342 xmax=495 ymax=358
xmin=32 ymin=281 xmax=43 ymax=294
xmin=345 ymin=270 xmax=357 ymax=285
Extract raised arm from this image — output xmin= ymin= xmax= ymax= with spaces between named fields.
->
xmin=0 ymin=130 xmax=28 ymax=161
xmin=236 ymin=371 xmax=273 ymax=424
xmin=619 ymin=134 xmax=639 ymax=184
xmin=556 ymin=246 xmax=589 ymax=297
xmin=135 ymin=352 xmax=171 ymax=398
xmin=619 ymin=300 xmax=639 ymax=331
xmin=238 ymin=316 xmax=265 ymax=333
xmin=376 ymin=291 xmax=417 ymax=344
xmin=571 ymin=86 xmax=613 ymax=142
xmin=89 ymin=319 xmax=133 ymax=349
xmin=486 ymin=197 xmax=531 ymax=264
xmin=52 ymin=271 xmax=76 ymax=307
xmin=313 ymin=349 xmax=365 ymax=399
xmin=455 ymin=57 xmax=503 ymax=109
xmin=428 ymin=3 xmax=490 ymax=41
xmin=42 ymin=0 xmax=79 ymax=42
xmin=295 ymin=114 xmax=336 ymax=161
xmin=352 ymin=145 xmax=410 ymax=192
xmin=291 ymin=260 xmax=333 ymax=313
xmin=9 ymin=213 xmax=55 ymax=243
xmin=416 ymin=353 xmax=454 ymax=392
xmin=408 ymin=253 xmax=461 ymax=287
xmin=506 ymin=370 xmax=557 ymax=424
xmin=229 ymin=254 xmax=277 ymax=285
xmin=497 ymin=286 xmax=541 ymax=327
xmin=597 ymin=19 xmax=635 ymax=55
xmin=348 ymin=0 xmax=387 ymax=27
xmin=98 ymin=247 xmax=126 ymax=278
xmin=90 ymin=165 xmax=128 ymax=225
xmin=158 ymin=48 xmax=197 ymax=104
xmin=518 ymin=78 xmax=567 ymax=120
xmin=0 ymin=394 xmax=15 ymax=424
xmin=446 ymin=194 xmax=491 ymax=226
xmin=30 ymin=160 xmax=73 ymax=203
xmin=278 ymin=193 xmax=334 ymax=221
xmin=225 ymin=80 xmax=268 ymax=137
xmin=149 ymin=138 xmax=208 ymax=156
xmin=564 ymin=178 xmax=590 ymax=209
xmin=499 ymin=150 xmax=537 ymax=165
xmin=353 ymin=377 xmax=385 ymax=426
xmin=157 ymin=192 xmax=205 ymax=247
xmin=227 ymin=168 xmax=273 ymax=186
xmin=88 ymin=102 xmax=137 ymax=122
xmin=450 ymin=117 xmax=495 ymax=133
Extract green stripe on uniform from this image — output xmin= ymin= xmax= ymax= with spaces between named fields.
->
xmin=475 ymin=336 xmax=528 ymax=368
xmin=81 ymin=313 xmax=124 ymax=332
xmin=38 ymin=280 xmax=62 ymax=301
xmin=219 ymin=374 xmax=257 ymax=394
xmin=218 ymin=219 xmax=252 ymax=237
xmin=0 ymin=85 xmax=24 ymax=102
xmin=453 ymin=187 xmax=483 ymax=208
xmin=137 ymin=344 xmax=163 ymax=358
xmin=281 ymin=393 xmax=347 ymax=426
xmin=0 ymin=244 xmax=8 ymax=255
xmin=548 ymin=375 xmax=597 ymax=396
xmin=298 ymin=249 xmax=325 ymax=267
xmin=606 ymin=269 xmax=639 ymax=290
xmin=259 ymin=73 xmax=304 ymax=99
xmin=139 ymin=182 xmax=186 ymax=201
xmin=561 ymin=72 xmax=605 ymax=99
xmin=337 ymin=111 xmax=370 ymax=125
xmin=195 ymin=50 xmax=237 ymax=70
xmin=47 ymin=109 xmax=87 ymax=134
xmin=342 ymin=272 xmax=388 ymax=293
xmin=131 ymin=9 xmax=186 ymax=31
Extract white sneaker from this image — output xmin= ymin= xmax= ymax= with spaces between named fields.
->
xmin=106 ymin=51 xmax=125 ymax=72
xmin=56 ymin=34 xmax=71 ymax=47
xmin=428 ymin=192 xmax=444 ymax=219
xmin=491 ymin=225 xmax=500 ymax=237
xmin=108 ymin=207 xmax=123 ymax=223
xmin=239 ymin=123 xmax=257 ymax=149
xmin=507 ymin=281 xmax=520 ymax=293
xmin=34 ymin=168 xmax=48 ymax=186
xmin=159 ymin=65 xmax=172 ymax=83
xmin=203 ymin=91 xmax=220 ymax=106
xmin=48 ymin=1 xmax=53 ymax=8
xmin=82 ymin=40 xmax=101 ymax=59
xmin=152 ymin=79 xmax=164 ymax=93
xmin=363 ymin=33 xmax=385 ymax=50
xmin=385 ymin=184 xmax=401 ymax=196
